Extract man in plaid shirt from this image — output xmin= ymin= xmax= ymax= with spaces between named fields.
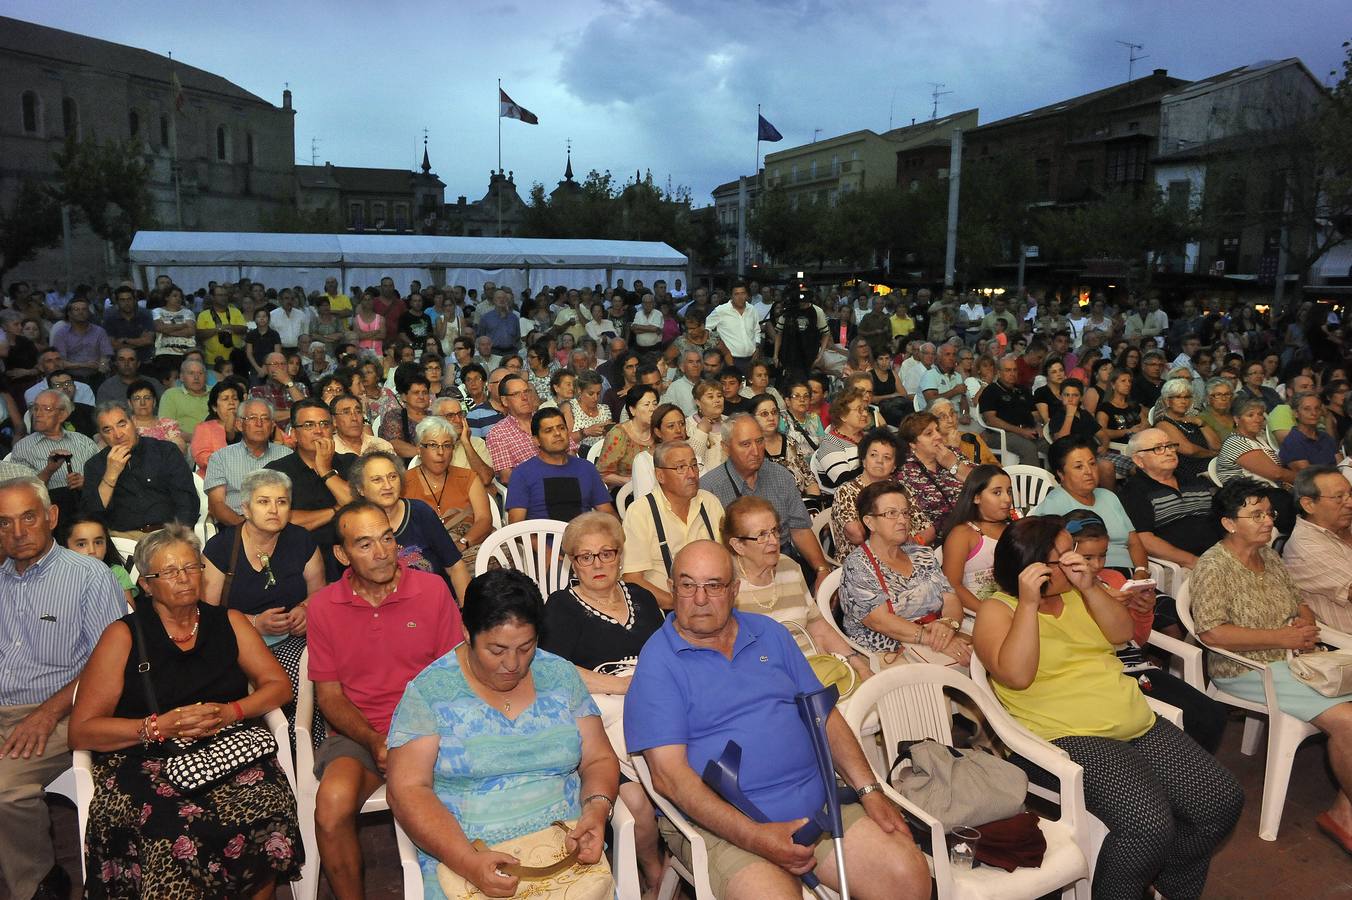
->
xmin=485 ymin=373 xmax=540 ymax=483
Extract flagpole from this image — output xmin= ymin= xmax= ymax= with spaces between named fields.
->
xmin=755 ymin=103 xmax=762 ymax=177
xmin=497 ymin=78 xmax=503 ymax=235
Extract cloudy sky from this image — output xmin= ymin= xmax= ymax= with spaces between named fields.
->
xmin=8 ymin=0 xmax=1350 ymax=205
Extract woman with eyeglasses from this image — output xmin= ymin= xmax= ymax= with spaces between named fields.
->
xmin=126 ymin=378 xmax=185 ymax=453
xmin=751 ymin=392 xmax=819 ymax=501
xmin=724 ymin=496 xmax=873 ymax=683
xmin=403 ymin=416 xmax=492 ymax=569
xmin=973 ymin=515 xmax=1242 ymax=899
xmin=1152 ymin=377 xmax=1220 ymax=481
xmin=202 ymin=468 xmax=324 ymax=710
xmin=1199 ymin=376 xmax=1237 ymax=441
xmin=540 ymin=511 xmax=666 ymax=892
xmin=570 ymin=370 xmax=613 ymax=456
xmin=814 ymin=386 xmax=872 ymax=495
xmin=780 ymin=379 xmax=824 ymax=457
xmin=839 ymin=481 xmax=971 ymax=665
xmin=831 ymin=429 xmax=936 ymax=550
xmin=70 ymin=524 xmax=303 ymax=897
xmin=1191 ymin=477 xmax=1352 ymax=852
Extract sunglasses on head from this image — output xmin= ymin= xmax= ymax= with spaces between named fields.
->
xmin=1062 ymin=513 xmax=1105 ymax=536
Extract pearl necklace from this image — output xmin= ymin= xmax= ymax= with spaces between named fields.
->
xmin=167 ymin=610 xmax=200 ymax=643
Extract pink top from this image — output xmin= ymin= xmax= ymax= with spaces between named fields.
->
xmin=306 ymin=564 xmax=465 ymax=735
xmin=355 ymin=311 xmax=385 ymax=356
xmin=136 ymin=418 xmax=184 ymax=447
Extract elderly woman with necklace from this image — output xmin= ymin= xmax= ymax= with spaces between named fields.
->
xmin=814 ymin=386 xmax=871 ymax=495
xmin=895 ymin=411 xmax=970 ymax=536
xmin=780 ymin=379 xmax=824 ymax=456
xmin=751 ymin=392 xmax=820 ymax=501
xmin=404 ymin=416 xmax=492 ymax=570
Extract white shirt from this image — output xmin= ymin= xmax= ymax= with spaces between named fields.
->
xmin=269 ymin=306 xmax=311 ymax=348
xmin=707 ymin=302 xmax=761 ymax=358
xmin=632 ymin=308 xmax=664 ymax=347
xmin=900 ymin=358 xmax=929 ymax=397
xmin=958 ymin=302 xmax=985 ymax=323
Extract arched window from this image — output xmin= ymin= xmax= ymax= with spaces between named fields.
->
xmin=21 ymin=91 xmax=39 ymax=134
xmin=160 ymin=115 xmax=170 ymax=148
xmin=216 ymin=126 xmax=228 ymax=160
xmin=246 ymin=133 xmax=255 ymax=165
xmin=61 ymin=97 xmax=78 ymax=138
xmin=128 ymin=110 xmax=140 ymax=137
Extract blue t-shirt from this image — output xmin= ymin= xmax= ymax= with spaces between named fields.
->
xmin=1034 ymin=486 xmax=1136 ymax=570
xmin=395 ymin=498 xmax=464 ymax=591
xmin=387 ymin=649 xmax=601 ymax=896
xmin=1279 ymin=428 xmax=1338 ymax=468
xmin=624 ymin=611 xmax=828 ymax=823
xmin=505 ymin=456 xmax=612 ymax=521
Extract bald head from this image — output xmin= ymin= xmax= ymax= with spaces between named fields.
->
xmin=1128 ymin=427 xmax=1179 ymax=478
xmin=671 ymin=540 xmax=735 ymax=591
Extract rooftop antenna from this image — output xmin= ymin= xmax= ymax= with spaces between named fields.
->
xmin=888 ymin=86 xmax=897 ymax=130
xmin=1116 ymin=40 xmax=1147 ymax=81
xmin=812 ymin=128 xmax=823 ymax=143
xmin=928 ymin=82 xmax=952 ymax=120
xmin=309 ymin=137 xmax=320 ymax=166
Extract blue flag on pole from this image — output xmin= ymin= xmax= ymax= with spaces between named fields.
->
xmin=758 ymin=113 xmax=783 ymax=142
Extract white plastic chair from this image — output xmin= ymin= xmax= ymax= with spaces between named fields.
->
xmin=812 ymin=507 xmax=841 ymax=567
xmin=292 ymin=649 xmax=410 ymax=900
xmin=1205 ymin=456 xmax=1222 ymax=487
xmin=1146 ymin=556 xmax=1189 ymax=597
xmin=978 ymin=412 xmax=1021 ymax=466
xmin=587 ymin=439 xmax=606 ymax=464
xmin=191 ymin=471 xmax=215 ymax=544
xmin=1174 ymin=580 xmax=1332 ymax=841
xmin=814 ymin=568 xmax=879 ymax=668
xmin=474 ymin=519 xmax=573 ymax=598
xmin=843 ymin=664 xmax=1090 ymax=900
xmin=111 ymin=535 xmax=140 ymax=569
xmin=1005 ymin=465 xmax=1057 ymax=518
xmin=407 ymin=454 xmax=421 ymax=469
xmin=615 ymin=481 xmax=635 ymax=517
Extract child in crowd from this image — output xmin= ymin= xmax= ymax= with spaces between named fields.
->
xmin=58 ymin=513 xmax=135 ymax=609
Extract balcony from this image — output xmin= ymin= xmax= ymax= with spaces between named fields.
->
xmin=767 ymin=160 xmax=858 ymax=189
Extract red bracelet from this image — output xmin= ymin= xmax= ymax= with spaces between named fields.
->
xmin=230 ymin=701 xmax=245 ymax=723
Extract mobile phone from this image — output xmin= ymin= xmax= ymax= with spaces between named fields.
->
xmin=1120 ymin=578 xmax=1157 ymax=592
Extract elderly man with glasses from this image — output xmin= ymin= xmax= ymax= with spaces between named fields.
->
xmin=204 ymin=397 xmax=292 ymax=527
xmin=266 ymin=398 xmax=357 ymax=557
xmin=1283 ymin=465 xmax=1352 ymax=632
xmin=1120 ymin=427 xmax=1223 ymax=570
xmin=485 ymin=373 xmax=541 ymax=484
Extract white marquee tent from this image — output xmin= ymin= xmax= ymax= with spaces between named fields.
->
xmin=128 ymin=232 xmax=689 ymax=295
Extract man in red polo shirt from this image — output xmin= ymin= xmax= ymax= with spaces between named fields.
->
xmin=306 ymin=500 xmax=464 ymax=900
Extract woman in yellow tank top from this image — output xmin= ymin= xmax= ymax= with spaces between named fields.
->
xmin=973 ymin=515 xmax=1241 ymax=900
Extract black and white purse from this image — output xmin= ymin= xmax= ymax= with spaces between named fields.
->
xmin=129 ymin=610 xmax=277 ymax=793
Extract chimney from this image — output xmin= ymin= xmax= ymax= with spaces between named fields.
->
xmin=283 ymin=88 xmax=292 ymax=110
xmin=1152 ymin=68 xmax=1167 ymax=77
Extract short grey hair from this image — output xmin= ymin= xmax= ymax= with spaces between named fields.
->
xmin=1234 ymin=397 xmax=1268 ymax=418
xmin=1204 ymin=377 xmax=1232 ymax=398
xmin=242 ymin=468 xmax=292 ymax=503
xmin=720 ymin=412 xmax=757 ymax=445
xmin=414 ymin=415 xmax=456 ymax=443
xmin=134 ymin=523 xmax=201 ymax=579
xmin=347 ymin=450 xmax=404 ymax=495
xmin=37 ymin=389 xmax=73 ymax=416
xmin=928 ymin=397 xmax=955 ymax=417
xmin=653 ymin=439 xmax=695 ymax=468
xmin=1159 ymin=378 xmax=1194 ymax=401
xmin=1290 ymin=390 xmax=1320 ymax=411
xmin=1126 ymin=427 xmax=1167 ymax=455
xmin=575 ymin=370 xmax=604 ymax=393
xmin=0 ymin=475 xmax=51 ymax=510
xmin=240 ymin=397 xmax=274 ymax=419
xmin=180 ymin=358 xmax=206 ymax=376
xmin=1293 ymin=464 xmax=1342 ymax=515
xmin=94 ymin=399 xmax=132 ymax=422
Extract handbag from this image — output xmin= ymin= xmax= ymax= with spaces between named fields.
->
xmin=128 ymin=608 xmax=278 ymax=793
xmin=1289 ymin=649 xmax=1352 ymax=698
xmin=435 ymin=820 xmax=613 ymax=900
xmin=778 ymin=617 xmax=859 ymax=699
xmin=888 ymin=739 xmax=1027 ymax=831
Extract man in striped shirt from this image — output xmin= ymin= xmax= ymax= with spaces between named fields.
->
xmin=0 ymin=476 xmax=125 ymax=898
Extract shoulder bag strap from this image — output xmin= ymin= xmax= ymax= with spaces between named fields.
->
xmin=127 ymin=611 xmax=162 ymax=715
xmin=723 ymin=462 xmax=743 ymax=499
xmin=647 ymin=492 xmax=674 ymax=577
xmin=860 ymin=543 xmax=897 ymax=616
xmin=219 ymin=526 xmax=244 ymax=609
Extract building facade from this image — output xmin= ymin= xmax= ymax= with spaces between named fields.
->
xmin=295 ymin=146 xmax=445 ymax=232
xmin=0 ymin=15 xmax=296 ymax=283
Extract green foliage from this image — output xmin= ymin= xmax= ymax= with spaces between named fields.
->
xmin=260 ymin=203 xmax=343 ymax=234
xmin=1032 ymin=187 xmax=1196 ymax=288
xmin=51 ymin=137 xmax=156 ymax=256
xmin=0 ymin=179 xmax=63 ymax=282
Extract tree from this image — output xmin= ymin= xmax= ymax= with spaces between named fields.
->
xmin=747 ymin=188 xmax=821 ymax=264
xmin=0 ymin=179 xmax=63 ymax=283
xmin=52 ymin=136 xmax=156 ymax=259
xmin=1032 ymin=187 xmax=1195 ymax=289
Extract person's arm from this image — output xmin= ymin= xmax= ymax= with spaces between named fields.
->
xmin=972 ymin=566 xmax=1044 ymax=689
xmin=941 ymin=528 xmax=983 ymax=612
xmin=1236 ymin=447 xmax=1295 ymax=484
xmin=1157 ymin=419 xmax=1213 ymax=458
xmin=790 ymin=526 xmax=832 ymax=594
xmin=206 ymin=484 xmax=244 ymax=527
xmin=823 ymin=708 xmax=908 ymax=832
xmin=1199 ymin=620 xmax=1318 ymax=653
xmin=623 ymin=573 xmax=673 ymax=610
xmin=463 ymin=478 xmax=493 ymax=546
xmin=315 ymin=680 xmax=387 ymax=771
xmin=227 ymin=609 xmax=293 ymax=712
xmin=984 ymin=410 xmax=1037 ymax=440
xmin=459 ymin=429 xmax=494 ymax=485
xmin=643 ymin=743 xmax=816 ymax=875
xmin=1136 ymin=531 xmax=1198 ymax=568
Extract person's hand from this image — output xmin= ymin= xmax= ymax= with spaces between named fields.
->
xmin=945 ymin=634 xmax=973 ymax=665
xmin=858 ymin=789 xmax=904 ymax=833
xmin=751 ymin=819 xmax=816 ymax=875
xmin=1 ymin=705 xmax=62 ymax=758
xmin=1017 ymin=562 xmax=1052 ymax=601
xmin=847 ymin=653 xmax=872 ymax=680
xmin=1057 ymin=550 xmax=1095 ymax=593
xmin=567 ymin=803 xmax=609 ymax=865
xmin=45 ymin=451 xmax=72 ymax=473
xmin=66 ymin=472 xmax=84 ymax=491
xmin=921 ymin=621 xmax=950 ymax=652
xmin=462 ymin=847 xmax=521 ymax=898
xmin=253 ymin=608 xmax=290 ymax=636
xmin=163 ymin=704 xmax=223 ymax=741
xmin=1022 ymin=427 xmax=1039 ymax=440
xmin=1284 ymin=622 xmax=1321 ymax=651
xmin=105 ymin=443 xmax=132 ymax=479
xmin=311 ymin=435 xmax=335 ymax=473
xmin=286 ymin=605 xmax=308 ymax=636
xmin=366 ymin=737 xmax=389 ymax=774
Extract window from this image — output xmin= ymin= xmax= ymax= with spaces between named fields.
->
xmin=394 ymin=203 xmax=409 ymax=228
xmin=216 ymin=126 xmax=228 ymax=160
xmin=160 ymin=115 xmax=170 ymax=148
xmin=372 ymin=202 xmax=387 ymax=224
xmin=790 ymin=164 xmax=798 ymax=183
xmin=809 ymin=160 xmax=817 ymax=178
xmin=1167 ymin=179 xmax=1191 ymax=209
xmin=1074 ymin=157 xmax=1094 ymax=189
xmin=348 ymin=203 xmax=364 ymax=226
xmin=1106 ymin=144 xmax=1145 ymax=183
xmin=850 ymin=150 xmax=859 ymax=161
xmin=128 ymin=110 xmax=140 ymax=138
xmin=831 ymin=155 xmax=840 ymax=175
xmin=1034 ymin=158 xmax=1052 ymax=199
xmin=61 ymin=97 xmax=78 ymax=138
xmin=21 ymin=91 xmax=39 ymax=134
xmin=246 ymin=134 xmax=255 ymax=165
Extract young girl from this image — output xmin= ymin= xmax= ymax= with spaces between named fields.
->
xmin=59 ymin=513 xmax=135 ymax=608
xmin=1060 ymin=509 xmax=1226 ymax=753
xmin=941 ymin=465 xmax=1014 ymax=613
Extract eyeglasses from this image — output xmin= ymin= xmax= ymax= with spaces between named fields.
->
xmin=143 ymin=563 xmax=206 ymax=582
xmin=48 ymin=381 xmax=74 ymax=390
xmin=657 ymin=462 xmax=699 ymax=474
xmin=32 ymin=403 xmax=62 ymax=413
xmin=240 ymin=415 xmax=272 ymax=425
xmin=295 ymin=419 xmax=334 ymax=431
xmin=1137 ymin=442 xmax=1180 ymax=455
xmin=571 ymin=547 xmax=619 ymax=566
xmin=1233 ymin=510 xmax=1277 ymax=522
xmin=674 ymin=578 xmax=730 ymax=598
xmin=866 ymin=508 xmax=911 ymax=521
xmin=788 ymin=392 xmax=810 ymax=401
xmin=419 ymin=441 xmax=455 ymax=452
xmin=735 ymin=529 xmax=778 ymax=545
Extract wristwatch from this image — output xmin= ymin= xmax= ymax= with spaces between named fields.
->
xmin=855 ymin=782 xmax=883 ymax=799
xmin=321 ymin=469 xmax=339 ymax=480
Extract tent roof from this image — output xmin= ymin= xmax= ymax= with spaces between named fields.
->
xmin=129 ymin=232 xmax=687 ymax=268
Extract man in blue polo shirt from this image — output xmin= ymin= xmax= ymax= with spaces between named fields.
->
xmin=624 ymin=541 xmax=927 ymax=900
xmin=505 ymin=408 xmax=616 ymax=523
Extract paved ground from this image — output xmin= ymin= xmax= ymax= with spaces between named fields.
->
xmin=11 ymin=711 xmax=1352 ymax=898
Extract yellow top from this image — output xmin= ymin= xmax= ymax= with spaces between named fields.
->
xmin=195 ymin=306 xmax=247 ymax=363
xmin=325 ymin=292 xmax=354 ymax=323
xmin=989 ymin=590 xmax=1154 ymax=743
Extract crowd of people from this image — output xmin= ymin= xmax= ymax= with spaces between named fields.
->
xmin=0 ymin=270 xmax=1350 ymax=899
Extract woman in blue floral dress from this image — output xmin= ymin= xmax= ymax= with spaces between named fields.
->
xmin=385 ymin=568 xmax=620 ymax=899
